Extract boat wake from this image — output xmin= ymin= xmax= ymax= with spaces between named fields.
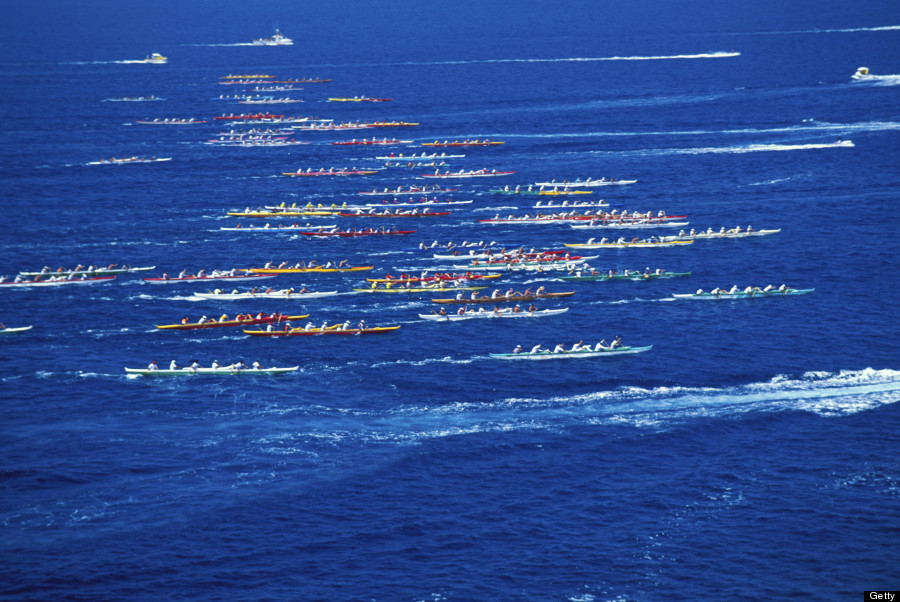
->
xmin=386 ymin=52 xmax=740 ymax=67
xmin=747 ymin=24 xmax=900 ymax=35
xmin=497 ymin=120 xmax=900 ymax=140
xmin=596 ymin=140 xmax=854 ymax=157
xmin=254 ymin=369 xmax=900 ymax=448
xmin=852 ymin=74 xmax=900 ymax=86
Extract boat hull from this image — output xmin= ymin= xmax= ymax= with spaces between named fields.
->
xmin=126 ymin=367 xmax=298 ymax=375
xmin=490 ymin=345 xmax=652 ymax=359
xmin=432 ymin=292 xmax=575 ymax=304
xmin=672 ymin=289 xmax=814 ymax=299
xmin=244 ymin=326 xmax=401 ymax=336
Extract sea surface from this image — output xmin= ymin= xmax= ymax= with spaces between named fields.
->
xmin=1 ymin=0 xmax=899 ymax=599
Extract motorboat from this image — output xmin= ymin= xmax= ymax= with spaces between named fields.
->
xmin=252 ymin=29 xmax=293 ymax=46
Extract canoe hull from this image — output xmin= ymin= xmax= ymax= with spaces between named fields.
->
xmin=490 ymin=345 xmax=652 ymax=359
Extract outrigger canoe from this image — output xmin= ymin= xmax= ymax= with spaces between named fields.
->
xmin=354 ymin=286 xmax=487 ymax=293
xmin=432 ymin=291 xmax=575 ymax=304
xmin=227 ymin=211 xmax=334 ymax=217
xmin=282 ymin=169 xmax=377 ymax=176
xmin=193 ymin=290 xmax=339 ymax=300
xmin=366 ymin=273 xmax=501 ymax=283
xmin=18 ymin=266 xmax=155 ymax=277
xmin=338 ymin=211 xmax=451 ymax=217
xmin=661 ymin=229 xmax=781 ymax=241
xmin=563 ymin=240 xmax=694 ymax=249
xmin=244 ymin=266 xmax=373 ymax=273
xmin=490 ymin=345 xmax=652 ymax=359
xmin=156 ymin=314 xmax=308 ymax=330
xmin=126 ymin=366 xmax=299 ymax=375
xmin=533 ymin=179 xmax=637 ymax=187
xmin=244 ymin=325 xmax=401 ymax=336
xmin=672 ymin=288 xmax=814 ymax=300
xmin=560 ymin=271 xmax=692 ymax=281
xmin=489 ymin=189 xmax=593 ymax=196
xmin=0 ymin=325 xmax=32 ymax=334
xmin=299 ymin=230 xmax=416 ymax=237
xmin=142 ymin=274 xmax=277 ymax=284
xmin=420 ymin=308 xmax=569 ymax=321
xmin=422 ymin=141 xmax=505 ymax=147
xmin=421 ymin=169 xmax=514 ymax=178
xmin=1 ymin=276 xmax=117 ymax=287
xmin=570 ymin=221 xmax=690 ymax=230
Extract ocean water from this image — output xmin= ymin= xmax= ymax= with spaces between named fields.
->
xmin=1 ymin=0 xmax=899 ymax=599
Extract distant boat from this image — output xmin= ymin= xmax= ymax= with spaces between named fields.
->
xmin=252 ymin=29 xmax=293 ymax=46
xmin=141 ymin=52 xmax=167 ymax=64
xmin=851 ymin=66 xmax=871 ymax=80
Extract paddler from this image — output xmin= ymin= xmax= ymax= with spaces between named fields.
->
xmin=169 ymin=360 xmax=179 ymax=370
xmin=147 ymin=361 xmax=159 ymax=371
xmin=610 ymin=336 xmax=622 ymax=350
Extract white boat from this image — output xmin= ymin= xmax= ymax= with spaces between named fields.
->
xmin=672 ymin=288 xmax=814 ymax=300
xmin=18 ymin=266 xmax=155 ymax=277
xmin=375 ymin=153 xmax=466 ymax=160
xmin=660 ymin=228 xmax=781 ymax=241
xmin=219 ymin=224 xmax=337 ymax=231
xmin=140 ymin=53 xmax=167 ymax=64
xmin=451 ymin=258 xmax=598 ymax=271
xmin=142 ymin=273 xmax=277 ymax=284
xmin=193 ymin=290 xmax=339 ymax=300
xmin=364 ymin=200 xmax=472 ymax=207
xmin=419 ymin=308 xmax=568 ymax=321
xmin=126 ymin=366 xmax=299 ymax=376
xmin=852 ymin=66 xmax=872 ymax=80
xmin=490 ymin=345 xmax=652 ymax=359
xmin=570 ymin=221 xmax=690 ymax=230
xmin=431 ymin=251 xmax=511 ymax=260
xmin=251 ymin=29 xmax=294 ymax=46
xmin=564 ymin=240 xmax=694 ymax=249
xmin=0 ymin=276 xmax=117 ymax=287
xmin=533 ymin=178 xmax=637 ymax=187
xmin=86 ymin=157 xmax=172 ymax=165
xmin=0 ymin=325 xmax=32 ymax=334
xmin=421 ymin=169 xmax=515 ymax=179
xmin=533 ymin=201 xmax=610 ymax=209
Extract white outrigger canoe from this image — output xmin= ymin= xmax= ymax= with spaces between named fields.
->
xmin=0 ymin=325 xmax=32 ymax=334
xmin=126 ymin=366 xmax=298 ymax=376
xmin=0 ymin=276 xmax=117 ymax=287
xmin=533 ymin=178 xmax=637 ymax=187
xmin=450 ymin=256 xmax=598 ymax=271
xmin=420 ymin=308 xmax=568 ymax=321
xmin=564 ymin=240 xmax=693 ymax=249
xmin=219 ymin=224 xmax=337 ymax=231
xmin=570 ymin=221 xmax=690 ymax=230
xmin=18 ymin=266 xmax=155 ymax=277
xmin=193 ymin=290 xmax=339 ymax=300
xmin=490 ymin=345 xmax=652 ymax=359
xmin=672 ymin=288 xmax=813 ymax=300
xmin=661 ymin=228 xmax=781 ymax=241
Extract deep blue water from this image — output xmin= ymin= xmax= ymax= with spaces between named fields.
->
xmin=2 ymin=0 xmax=900 ymax=599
